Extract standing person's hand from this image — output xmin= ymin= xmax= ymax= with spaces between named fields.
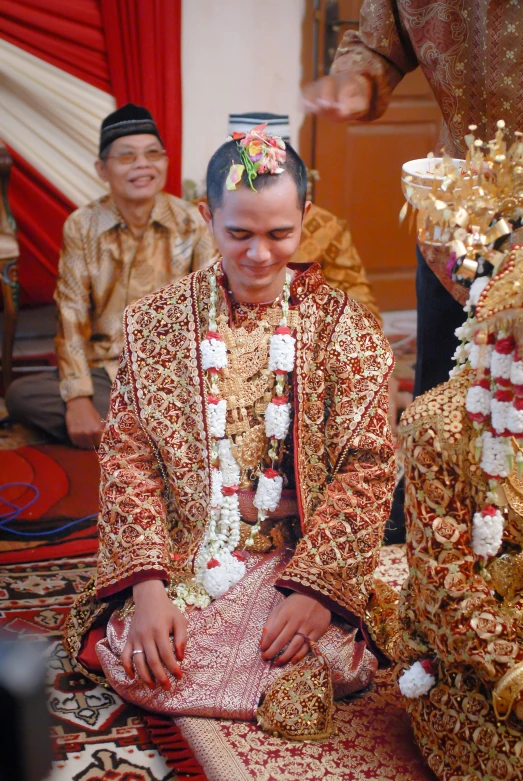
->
xmin=260 ymin=593 xmax=331 ymax=666
xmin=302 ymin=72 xmax=372 ymax=121
xmin=121 ymin=579 xmax=187 ymax=689
xmin=65 ymin=397 xmax=104 ymax=449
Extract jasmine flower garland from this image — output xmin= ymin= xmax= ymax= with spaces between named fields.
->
xmin=187 ymin=268 xmax=295 ymax=607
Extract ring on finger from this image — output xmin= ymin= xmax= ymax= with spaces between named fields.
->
xmin=132 ymin=649 xmax=144 ymax=656
xmin=295 ymin=631 xmax=311 ymax=643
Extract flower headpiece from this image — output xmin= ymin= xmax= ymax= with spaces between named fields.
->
xmin=226 ymin=123 xmax=286 ymax=192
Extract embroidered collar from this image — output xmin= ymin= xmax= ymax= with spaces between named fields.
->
xmin=214 ymin=261 xmax=325 ymax=310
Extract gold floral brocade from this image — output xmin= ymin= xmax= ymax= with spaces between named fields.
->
xmin=257 ymin=645 xmax=335 ymax=741
xmin=397 ymin=371 xmax=523 ymax=780
xmin=65 ymin=261 xmax=395 ymax=669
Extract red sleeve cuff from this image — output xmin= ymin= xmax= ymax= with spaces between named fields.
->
xmin=96 ymin=568 xmax=169 ymax=600
xmin=275 ymin=578 xmax=391 ymax=669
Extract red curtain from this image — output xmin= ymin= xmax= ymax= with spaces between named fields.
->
xmin=0 ymin=0 xmax=183 ymax=305
xmin=7 ymin=149 xmax=76 ymax=304
xmin=101 ymin=0 xmax=183 ymax=197
xmin=1 ymin=0 xmax=111 ymax=93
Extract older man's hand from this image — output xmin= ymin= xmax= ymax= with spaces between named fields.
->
xmin=302 ymin=72 xmax=372 ymax=122
xmin=66 ymin=397 xmax=104 ymax=449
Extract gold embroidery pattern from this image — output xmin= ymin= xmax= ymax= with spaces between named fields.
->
xmin=65 ymin=262 xmax=394 ymax=659
xmin=257 ymin=645 xmax=335 ymax=741
xmin=397 ymin=371 xmax=523 ymax=780
xmin=280 ymin=281 xmax=396 ymax=619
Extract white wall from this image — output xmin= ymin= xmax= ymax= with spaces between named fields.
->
xmin=181 ymin=0 xmax=305 ymax=190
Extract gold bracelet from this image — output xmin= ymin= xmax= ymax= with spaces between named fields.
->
xmin=492 ymin=660 xmax=523 ymax=721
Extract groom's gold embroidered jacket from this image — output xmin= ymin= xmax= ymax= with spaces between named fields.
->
xmin=95 ymin=262 xmax=395 ymax=633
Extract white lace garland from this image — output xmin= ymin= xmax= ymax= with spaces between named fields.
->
xmin=480 ymin=430 xmax=512 ymax=479
xmin=254 ymin=471 xmax=284 ymax=513
xmin=201 ymin=338 xmax=228 ymax=371
xmin=465 ymin=383 xmax=491 ymax=420
xmin=458 ymin=279 xmax=523 ymax=569
xmin=207 ymin=398 xmax=227 ymax=438
xmin=265 ymin=399 xmax=292 ymax=440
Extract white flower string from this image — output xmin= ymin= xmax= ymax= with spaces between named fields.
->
xmin=453 ymin=259 xmax=523 ymax=561
xmin=183 ymin=267 xmax=296 ymax=607
xmin=398 ymin=660 xmax=437 ymax=698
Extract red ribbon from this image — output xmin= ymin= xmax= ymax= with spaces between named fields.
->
xmin=474 ymin=379 xmax=491 ymax=390
xmin=420 ymin=659 xmax=436 ymax=676
xmin=494 ymin=389 xmax=513 ymax=402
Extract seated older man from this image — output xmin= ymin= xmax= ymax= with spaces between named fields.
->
xmin=6 ymin=103 xmax=218 ymax=449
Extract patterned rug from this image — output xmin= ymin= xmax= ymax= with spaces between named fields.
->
xmin=0 ymin=554 xmax=177 ymax=781
xmin=0 ymin=545 xmax=435 ymax=781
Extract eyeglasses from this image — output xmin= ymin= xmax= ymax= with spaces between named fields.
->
xmin=105 ymin=149 xmax=167 ymax=165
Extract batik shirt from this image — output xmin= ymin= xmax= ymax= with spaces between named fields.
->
xmin=54 ymin=192 xmax=218 ymax=402
xmin=333 ymin=0 xmax=523 ymax=156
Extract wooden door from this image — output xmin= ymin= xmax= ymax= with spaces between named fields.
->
xmin=300 ymin=0 xmax=443 ymax=311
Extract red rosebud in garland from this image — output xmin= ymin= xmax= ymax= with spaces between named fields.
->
xmin=271 ymin=395 xmax=289 ymax=405
xmin=495 ymin=336 xmax=516 ymax=354
xmin=222 ymin=485 xmax=239 ymax=496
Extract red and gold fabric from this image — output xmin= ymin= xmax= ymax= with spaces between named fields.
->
xmin=64 ymin=261 xmax=395 ymax=684
xmin=397 ymin=373 xmax=523 ymax=779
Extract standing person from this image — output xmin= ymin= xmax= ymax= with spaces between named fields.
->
xmin=64 ymin=127 xmax=396 ymax=737
xmin=6 ymin=104 xmax=218 ymax=449
xmin=302 ymin=1 xmax=523 ymax=397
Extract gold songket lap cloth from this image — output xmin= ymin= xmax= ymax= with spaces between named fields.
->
xmin=55 ymin=192 xmax=218 ymax=402
xmin=97 ymin=549 xmax=377 ymax=723
xmin=64 ymin=260 xmax=396 ymax=735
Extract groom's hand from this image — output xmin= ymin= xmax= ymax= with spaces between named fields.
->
xmin=121 ymin=579 xmax=187 ymax=689
xmin=260 ymin=592 xmax=331 ymax=666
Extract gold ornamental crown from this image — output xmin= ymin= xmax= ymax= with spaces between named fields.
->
xmin=403 ymin=121 xmax=523 ymax=285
